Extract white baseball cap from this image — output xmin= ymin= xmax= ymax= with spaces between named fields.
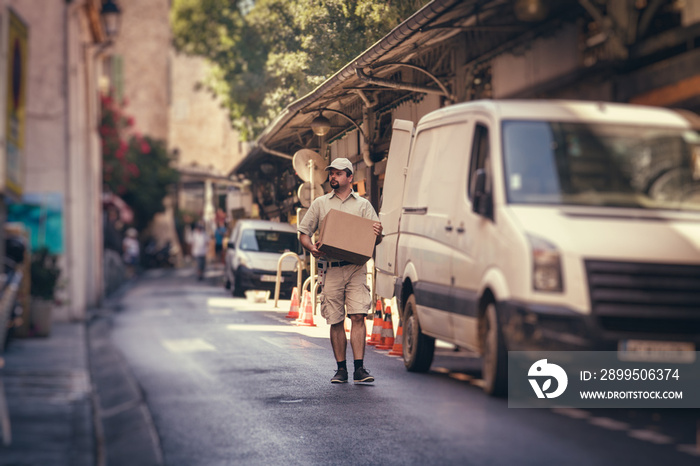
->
xmin=325 ymin=157 xmax=353 ymax=175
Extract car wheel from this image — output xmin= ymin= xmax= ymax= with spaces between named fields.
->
xmin=403 ymin=294 xmax=435 ymax=372
xmin=481 ymin=301 xmax=507 ymax=396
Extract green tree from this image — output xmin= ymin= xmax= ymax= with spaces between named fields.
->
xmin=100 ymin=93 xmax=180 ymax=231
xmin=171 ymin=0 xmax=429 ymax=140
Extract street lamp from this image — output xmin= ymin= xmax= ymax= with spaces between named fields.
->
xmin=513 ymin=0 xmax=548 ymax=22
xmin=311 ymin=113 xmax=331 ymax=137
xmin=100 ymin=0 xmax=122 ymax=40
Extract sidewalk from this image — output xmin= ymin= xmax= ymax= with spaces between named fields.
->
xmin=0 ymin=322 xmax=94 ymax=465
xmin=0 ymin=281 xmax=163 ymax=466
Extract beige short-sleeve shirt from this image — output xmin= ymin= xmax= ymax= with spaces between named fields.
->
xmin=297 ymin=191 xmax=378 ymax=239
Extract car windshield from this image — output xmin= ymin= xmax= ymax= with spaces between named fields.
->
xmin=239 ymin=229 xmax=300 ymax=254
xmin=502 ymin=120 xmax=700 ymax=211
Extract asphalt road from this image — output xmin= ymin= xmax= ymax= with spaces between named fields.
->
xmin=106 ymin=266 xmax=700 ymax=465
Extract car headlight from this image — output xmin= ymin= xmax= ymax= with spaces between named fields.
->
xmin=527 ymin=233 xmax=563 ymax=292
xmin=237 ymin=253 xmax=249 ymax=269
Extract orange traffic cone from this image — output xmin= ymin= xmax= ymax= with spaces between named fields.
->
xmin=367 ymin=299 xmax=383 ymax=346
xmin=297 ymin=290 xmax=316 ymax=327
xmin=295 ymin=291 xmax=309 ymax=324
xmin=285 ymin=287 xmax=300 ymax=319
xmin=389 ymin=317 xmax=404 ymax=356
xmin=376 ymin=305 xmax=395 ymax=350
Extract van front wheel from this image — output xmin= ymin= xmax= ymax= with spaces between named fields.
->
xmin=481 ymin=301 xmax=507 ymax=396
xmin=403 ymin=294 xmax=435 ymax=372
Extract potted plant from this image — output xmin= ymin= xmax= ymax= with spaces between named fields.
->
xmin=29 ymin=247 xmax=61 ymax=337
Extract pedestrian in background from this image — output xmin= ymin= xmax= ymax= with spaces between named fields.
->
xmin=122 ymin=228 xmax=140 ymax=278
xmin=298 ymin=157 xmax=383 ymax=384
xmin=191 ymin=222 xmax=209 ymax=281
xmin=182 ymin=220 xmax=193 ymax=263
xmin=214 ymin=221 xmax=227 ymax=263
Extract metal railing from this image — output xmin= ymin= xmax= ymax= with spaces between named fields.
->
xmin=273 ymin=252 xmax=304 ymax=308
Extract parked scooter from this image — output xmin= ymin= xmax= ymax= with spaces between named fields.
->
xmin=142 ymin=239 xmax=177 ymax=269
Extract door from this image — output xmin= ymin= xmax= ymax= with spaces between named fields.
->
xmin=399 ymin=121 xmax=471 ymax=341
xmin=450 ymin=119 xmax=497 ymax=351
xmin=375 ymin=119 xmax=414 ymax=299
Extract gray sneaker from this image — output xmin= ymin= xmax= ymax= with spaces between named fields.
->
xmin=353 ymin=366 xmax=374 ymax=383
xmin=331 ymin=368 xmax=348 ymax=384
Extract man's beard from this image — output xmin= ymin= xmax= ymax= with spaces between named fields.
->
xmin=330 ymin=180 xmax=339 ymax=189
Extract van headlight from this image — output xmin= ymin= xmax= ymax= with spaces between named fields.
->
xmin=527 ymin=234 xmax=563 ymax=292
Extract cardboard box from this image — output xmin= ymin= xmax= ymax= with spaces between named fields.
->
xmin=317 ymin=209 xmax=376 ymax=264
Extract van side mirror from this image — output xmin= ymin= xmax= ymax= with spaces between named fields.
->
xmin=472 ymin=169 xmax=493 ymax=219
xmin=227 ymin=241 xmax=235 ymax=250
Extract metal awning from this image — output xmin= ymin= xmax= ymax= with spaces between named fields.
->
xmin=231 ymin=0 xmax=584 ymax=177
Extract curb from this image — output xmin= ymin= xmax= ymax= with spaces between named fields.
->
xmin=86 ymin=311 xmax=164 ymax=466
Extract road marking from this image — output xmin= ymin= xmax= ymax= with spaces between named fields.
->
xmin=449 ymin=373 xmax=473 ymax=382
xmin=207 ymin=297 xmax=292 ymax=311
xmin=551 ymin=407 xmax=591 ymax=420
xmin=551 ymin=407 xmax=699 ymax=456
xmin=227 ymin=324 xmax=327 ymax=339
xmin=588 ymin=417 xmax=630 ymax=431
xmin=161 ymin=338 xmax=216 ymax=353
xmin=628 ymin=429 xmax=674 ymax=444
xmin=208 ymin=298 xmax=240 ymax=308
xmin=470 ymin=379 xmax=485 ymax=389
xmin=677 ymin=445 xmax=700 ymax=456
xmin=260 ymin=336 xmax=323 ymax=349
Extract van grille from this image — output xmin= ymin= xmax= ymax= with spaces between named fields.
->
xmin=585 ymin=260 xmax=700 ymax=335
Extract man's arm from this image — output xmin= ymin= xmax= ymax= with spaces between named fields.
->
xmin=299 ymin=233 xmax=321 ymax=258
xmin=373 ymin=222 xmax=383 ymax=245
xmin=363 ymin=201 xmax=383 ymax=245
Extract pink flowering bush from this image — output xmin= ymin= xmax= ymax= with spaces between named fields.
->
xmin=100 ymin=92 xmax=179 ymax=230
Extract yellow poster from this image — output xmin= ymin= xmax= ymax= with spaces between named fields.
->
xmin=6 ymin=9 xmax=28 ymax=199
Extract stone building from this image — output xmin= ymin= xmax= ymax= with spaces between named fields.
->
xmin=169 ymin=52 xmax=247 ymax=227
xmin=0 ymin=0 xmax=247 ymax=322
xmin=111 ymin=0 xmax=169 ymax=139
xmin=0 ymin=0 xmax=111 ymax=320
xmin=107 ymin=0 xmax=247 ymax=247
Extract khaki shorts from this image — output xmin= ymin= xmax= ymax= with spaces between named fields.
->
xmin=319 ymin=263 xmax=371 ymax=325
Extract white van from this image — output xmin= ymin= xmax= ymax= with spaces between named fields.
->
xmin=224 ymin=219 xmax=305 ymax=298
xmin=375 ymin=100 xmax=700 ymax=395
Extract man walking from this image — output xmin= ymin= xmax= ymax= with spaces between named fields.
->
xmin=191 ymin=221 xmax=209 ymax=281
xmin=298 ymin=158 xmax=383 ymax=384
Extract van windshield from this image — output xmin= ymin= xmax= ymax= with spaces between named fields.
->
xmin=239 ymin=229 xmax=300 ymax=254
xmin=502 ymin=121 xmax=700 ymax=211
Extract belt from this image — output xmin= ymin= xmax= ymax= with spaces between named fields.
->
xmin=326 ymin=260 xmax=354 ymax=267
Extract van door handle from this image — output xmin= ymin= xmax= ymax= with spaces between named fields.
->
xmin=457 ymin=224 xmax=465 ymax=234
xmin=445 ymin=224 xmax=453 ymax=232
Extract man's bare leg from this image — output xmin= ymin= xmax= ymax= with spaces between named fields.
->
xmin=330 ymin=322 xmax=347 ymax=362
xmin=349 ymin=314 xmax=366 ymax=360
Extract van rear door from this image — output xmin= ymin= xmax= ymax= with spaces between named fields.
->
xmin=375 ymin=119 xmax=414 ymax=299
